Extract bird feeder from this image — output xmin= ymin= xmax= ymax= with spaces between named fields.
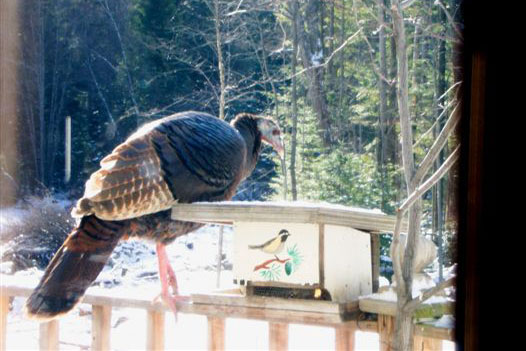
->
xmin=172 ymin=201 xmax=403 ymax=304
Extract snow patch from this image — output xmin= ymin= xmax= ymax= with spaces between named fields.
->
xmin=432 ymin=314 xmax=455 ymax=329
xmin=379 ymin=276 xmax=390 ymax=287
xmin=192 ymin=200 xmax=384 ymax=214
xmin=0 ymin=207 xmax=28 ymax=228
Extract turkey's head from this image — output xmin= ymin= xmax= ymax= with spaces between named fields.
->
xmin=257 ymin=118 xmax=284 ymax=159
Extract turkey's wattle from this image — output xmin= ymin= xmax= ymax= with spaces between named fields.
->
xmin=25 ymin=111 xmax=283 ymax=320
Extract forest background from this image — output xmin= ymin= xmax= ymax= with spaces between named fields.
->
xmin=0 ymin=0 xmax=461 ymax=278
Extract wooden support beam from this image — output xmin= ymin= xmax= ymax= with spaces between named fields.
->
xmin=1 ymin=295 xmax=8 ymax=351
xmin=414 ymin=323 xmax=454 ymax=341
xmin=207 ymin=316 xmax=225 ymax=351
xmin=318 ymin=223 xmax=325 ymax=287
xmin=39 ymin=320 xmax=59 ymax=351
xmin=378 ymin=314 xmax=394 ymax=351
xmin=370 ymin=234 xmax=380 ymax=293
xmin=92 ymin=305 xmax=111 ymax=351
xmin=269 ymin=322 xmax=289 ymax=350
xmin=335 ymin=325 xmax=355 ymax=351
xmin=171 ymin=202 xmax=408 ymax=233
xmin=146 ymin=310 xmax=165 ymax=351
xmin=413 ymin=335 xmax=443 ymax=351
xmin=359 ymin=294 xmax=453 ymax=319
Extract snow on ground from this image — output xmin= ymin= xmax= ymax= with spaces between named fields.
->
xmin=2 ymin=201 xmax=456 ymax=350
xmin=93 ymin=225 xmax=236 ymax=294
xmin=0 ymin=206 xmax=28 ymax=228
xmin=0 ymin=196 xmax=72 ymax=228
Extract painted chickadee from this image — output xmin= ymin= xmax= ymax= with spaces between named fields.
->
xmin=248 ymin=229 xmax=291 ymax=255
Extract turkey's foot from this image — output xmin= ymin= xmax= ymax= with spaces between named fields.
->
xmin=155 ymin=242 xmax=189 ymax=321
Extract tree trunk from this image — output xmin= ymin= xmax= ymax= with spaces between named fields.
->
xmin=434 ymin=6 xmax=448 ymax=281
xmin=0 ymin=0 xmax=21 ymax=205
xmin=214 ymin=0 xmax=226 ymax=120
xmin=102 ymin=0 xmax=139 ymax=121
xmin=391 ymin=0 xmax=421 ymax=349
xmin=296 ymin=0 xmax=332 ymax=148
xmin=38 ymin=0 xmax=45 ymax=186
xmin=290 ymin=0 xmax=300 ymax=201
xmin=328 ymin=0 xmax=335 ymax=92
xmin=376 ymin=0 xmax=389 ymax=211
xmin=447 ymin=0 xmax=462 ymax=226
xmin=411 ymin=19 xmax=421 ymax=118
xmin=337 ymin=0 xmax=347 ymax=144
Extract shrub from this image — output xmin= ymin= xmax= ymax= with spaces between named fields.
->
xmin=1 ymin=196 xmax=73 ymax=273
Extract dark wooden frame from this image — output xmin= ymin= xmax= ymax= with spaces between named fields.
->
xmin=456 ymin=1 xmax=518 ymax=350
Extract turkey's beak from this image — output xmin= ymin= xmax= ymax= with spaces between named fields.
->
xmin=274 ymin=137 xmax=285 ymax=160
xmin=263 ymin=134 xmax=285 ymax=160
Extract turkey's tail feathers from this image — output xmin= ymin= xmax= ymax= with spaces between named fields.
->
xmin=25 ymin=215 xmax=125 ymax=321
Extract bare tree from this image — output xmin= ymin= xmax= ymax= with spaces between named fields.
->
xmin=212 ymin=0 xmax=226 ymax=119
xmin=375 ymin=0 xmax=390 ymax=211
xmin=289 ymin=0 xmax=300 ymax=201
xmin=390 ymin=1 xmax=421 ymax=347
xmin=389 ymin=1 xmax=461 ymax=349
xmin=295 ymin=0 xmax=332 ymax=148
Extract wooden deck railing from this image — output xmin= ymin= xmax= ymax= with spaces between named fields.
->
xmin=1 ymin=276 xmax=452 ymax=351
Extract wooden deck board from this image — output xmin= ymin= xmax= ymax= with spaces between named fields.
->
xmin=359 ymin=293 xmax=454 ymax=319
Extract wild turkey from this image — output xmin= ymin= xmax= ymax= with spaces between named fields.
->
xmin=25 ymin=111 xmax=284 ymax=320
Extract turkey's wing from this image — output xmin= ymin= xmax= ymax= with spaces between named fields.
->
xmin=72 ymin=130 xmax=177 ymax=221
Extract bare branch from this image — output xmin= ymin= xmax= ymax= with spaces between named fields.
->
xmin=418 ymin=26 xmax=461 ymax=44
xmin=86 ymin=59 xmax=115 ymax=127
xmin=172 ymin=56 xmax=220 ymax=101
xmin=281 ymin=28 xmax=362 ymax=83
xmin=401 ymin=145 xmax=460 ymax=214
xmin=90 ymin=50 xmax=118 ymax=72
xmin=99 ymin=0 xmax=140 ymax=116
xmin=360 ymin=27 xmax=396 ymax=86
xmin=434 ymin=0 xmax=463 ymax=40
xmin=404 ymin=276 xmax=456 ymax=313
xmin=391 ymin=145 xmax=460 ymax=293
xmin=437 ymin=81 xmax=462 ymax=101
xmin=411 ymin=103 xmax=460 ymax=188
xmin=401 ymin=0 xmax=418 ymax=9
xmin=412 ymin=98 xmax=456 ymax=149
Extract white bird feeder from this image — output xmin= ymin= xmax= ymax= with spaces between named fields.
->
xmin=172 ymin=201 xmax=404 ymax=305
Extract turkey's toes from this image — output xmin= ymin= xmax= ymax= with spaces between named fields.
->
xmin=166 ymin=275 xmax=179 ymax=296
xmin=157 ymin=292 xmax=190 ymax=322
xmin=152 ymin=292 xmax=188 ymax=305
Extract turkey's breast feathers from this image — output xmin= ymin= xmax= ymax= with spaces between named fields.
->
xmin=72 ymin=112 xmax=247 ymax=221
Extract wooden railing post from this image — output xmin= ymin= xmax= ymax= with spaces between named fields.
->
xmin=269 ymin=322 xmax=289 ymax=350
xmin=146 ymin=310 xmax=165 ymax=351
xmin=92 ymin=305 xmax=111 ymax=351
xmin=1 ymin=295 xmax=8 ymax=351
xmin=207 ymin=316 xmax=225 ymax=351
xmin=370 ymin=234 xmax=380 ymax=293
xmin=39 ymin=320 xmax=59 ymax=351
xmin=378 ymin=314 xmax=394 ymax=351
xmin=414 ymin=335 xmax=443 ymax=351
xmin=335 ymin=325 xmax=355 ymax=351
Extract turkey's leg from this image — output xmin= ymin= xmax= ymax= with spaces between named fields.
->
xmin=156 ymin=242 xmax=189 ymax=319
